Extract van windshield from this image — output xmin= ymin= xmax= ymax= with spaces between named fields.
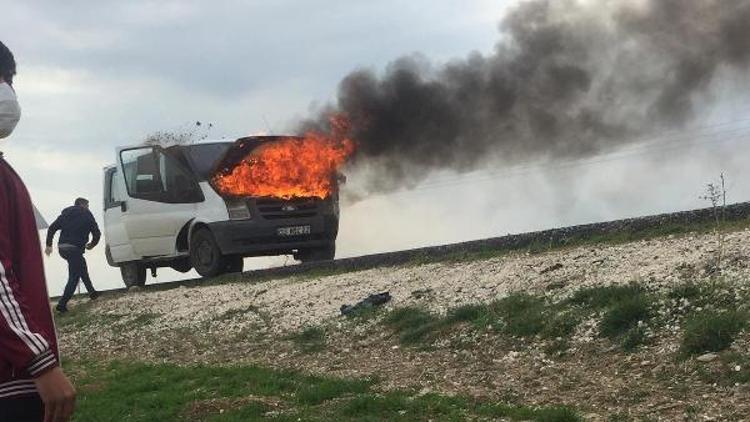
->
xmin=182 ymin=143 xmax=233 ymax=180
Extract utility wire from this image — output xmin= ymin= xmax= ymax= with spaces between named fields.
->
xmin=352 ymin=121 xmax=750 ymax=199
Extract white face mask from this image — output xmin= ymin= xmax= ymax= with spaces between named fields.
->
xmin=0 ymin=82 xmax=21 ymax=139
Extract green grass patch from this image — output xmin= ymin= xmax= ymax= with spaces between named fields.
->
xmin=446 ymin=304 xmax=486 ymax=324
xmin=288 ymin=326 xmax=327 ymax=354
xmin=490 ymin=293 xmax=549 ymax=337
xmin=476 ymin=403 xmax=581 ymax=421
xmin=69 ymin=360 xmax=371 ymax=421
xmin=55 ymin=303 xmax=124 ymax=331
xmin=680 ymin=310 xmax=747 ymax=356
xmin=668 ymin=281 xmax=703 ymax=302
xmin=568 ymin=284 xmax=645 ymax=309
xmin=621 ymin=326 xmax=648 ymax=352
xmin=541 ymin=312 xmax=580 ymax=340
xmin=67 ymin=360 xmax=580 ymax=421
xmin=382 ymin=307 xmax=444 ymax=345
xmin=599 ymin=295 xmax=652 ymax=339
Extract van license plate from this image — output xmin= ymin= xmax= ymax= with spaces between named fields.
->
xmin=277 ymin=225 xmax=311 ymax=236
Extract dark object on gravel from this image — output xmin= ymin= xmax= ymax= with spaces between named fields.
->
xmin=341 ymin=292 xmax=391 ymax=316
xmin=540 ymin=263 xmax=564 ymax=274
xmin=411 ymin=288 xmax=434 ymax=299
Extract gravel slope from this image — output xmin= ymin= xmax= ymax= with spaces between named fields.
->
xmin=57 ymin=228 xmax=750 ymax=420
xmin=75 ymin=228 xmax=748 ymax=334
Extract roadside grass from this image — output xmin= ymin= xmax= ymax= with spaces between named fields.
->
xmin=488 ymin=293 xmax=550 ymax=337
xmin=679 ymin=310 xmax=748 ymax=356
xmin=380 ymin=286 xmax=656 ymax=351
xmin=342 ymin=304 xmax=384 ymax=321
xmin=55 ymin=307 xmax=124 ymax=331
xmin=56 ymin=304 xmax=158 ymax=333
xmin=382 ymin=307 xmax=444 ymax=345
xmin=598 ymin=295 xmax=652 ymax=339
xmin=67 ymin=360 xmax=581 ymax=421
xmin=379 ymin=294 xmax=579 ymax=349
xmin=568 ymin=284 xmax=645 ymax=309
xmin=288 ymin=326 xmax=327 ymax=354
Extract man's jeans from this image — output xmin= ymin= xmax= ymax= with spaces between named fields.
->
xmin=0 ymin=394 xmax=44 ymax=421
xmin=57 ymin=244 xmax=96 ymax=310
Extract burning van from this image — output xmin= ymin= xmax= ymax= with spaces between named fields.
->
xmin=103 ymin=135 xmax=351 ymax=287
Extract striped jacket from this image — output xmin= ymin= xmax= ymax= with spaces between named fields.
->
xmin=0 ymin=153 xmax=58 ymax=398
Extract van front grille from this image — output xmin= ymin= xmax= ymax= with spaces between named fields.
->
xmin=255 ymin=198 xmax=319 ymax=220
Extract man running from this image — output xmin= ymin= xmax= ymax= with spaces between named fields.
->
xmin=45 ymin=198 xmax=101 ymax=313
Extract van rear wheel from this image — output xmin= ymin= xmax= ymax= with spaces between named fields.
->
xmin=121 ymin=262 xmax=147 ymax=288
xmin=224 ymin=256 xmax=244 ymax=274
xmin=190 ymin=228 xmax=227 ymax=278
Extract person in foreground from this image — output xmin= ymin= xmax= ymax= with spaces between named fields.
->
xmin=0 ymin=40 xmax=76 ymax=422
xmin=45 ymin=197 xmax=101 ymax=313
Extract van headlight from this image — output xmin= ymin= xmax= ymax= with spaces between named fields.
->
xmin=224 ymin=197 xmax=252 ymax=220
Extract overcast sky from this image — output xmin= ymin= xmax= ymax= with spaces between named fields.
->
xmin=2 ymin=0 xmax=749 ymax=295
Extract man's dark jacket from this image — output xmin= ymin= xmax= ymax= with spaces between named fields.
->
xmin=45 ymin=206 xmax=100 ymax=250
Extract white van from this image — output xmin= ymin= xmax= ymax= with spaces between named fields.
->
xmin=103 ymin=137 xmax=340 ymax=287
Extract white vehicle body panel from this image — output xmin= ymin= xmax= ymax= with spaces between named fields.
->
xmin=105 ymin=145 xmax=230 ymax=264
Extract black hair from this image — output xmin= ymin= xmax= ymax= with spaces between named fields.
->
xmin=75 ymin=198 xmax=89 ymax=207
xmin=0 ymin=41 xmax=16 ymax=86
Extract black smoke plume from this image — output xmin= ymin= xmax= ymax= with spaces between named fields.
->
xmin=299 ymin=0 xmax=750 ymax=194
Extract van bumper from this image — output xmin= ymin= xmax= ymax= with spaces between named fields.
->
xmin=208 ymin=214 xmax=338 ymax=257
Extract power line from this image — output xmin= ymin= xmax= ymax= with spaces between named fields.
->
xmin=353 ymin=121 xmax=750 ymax=198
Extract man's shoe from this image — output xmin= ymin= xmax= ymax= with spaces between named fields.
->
xmin=89 ymin=291 xmax=100 ymax=300
xmin=55 ymin=305 xmax=68 ymax=314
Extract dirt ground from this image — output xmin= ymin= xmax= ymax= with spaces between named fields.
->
xmin=58 ymin=228 xmax=750 ymax=421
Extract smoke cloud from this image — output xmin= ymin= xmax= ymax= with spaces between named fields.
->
xmin=299 ymin=0 xmax=750 ymax=194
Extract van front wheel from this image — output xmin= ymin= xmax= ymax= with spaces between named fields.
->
xmin=190 ymin=228 xmax=227 ymax=278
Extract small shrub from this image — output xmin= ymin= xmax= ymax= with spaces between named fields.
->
xmin=541 ymin=312 xmax=580 ymax=339
xmin=680 ymin=310 xmax=747 ymax=355
xmin=447 ymin=304 xmax=486 ymax=323
xmin=621 ymin=326 xmax=648 ymax=352
xmin=599 ymin=295 xmax=652 ymax=339
xmin=569 ymin=284 xmax=645 ymax=309
xmin=383 ymin=307 xmax=442 ymax=345
xmin=491 ymin=293 xmax=548 ymax=337
xmin=289 ymin=326 xmax=326 ymax=353
xmin=343 ymin=305 xmax=382 ymax=321
xmin=399 ymin=322 xmax=445 ymax=345
xmin=544 ymin=339 xmax=571 ymax=356
xmin=383 ymin=307 xmax=434 ymax=331
xmin=534 ymin=406 xmax=582 ymax=422
xmin=668 ymin=281 xmax=702 ymax=301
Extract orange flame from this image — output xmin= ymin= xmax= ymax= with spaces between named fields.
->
xmin=212 ymin=117 xmax=355 ymax=200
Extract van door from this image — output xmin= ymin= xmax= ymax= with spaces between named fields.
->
xmin=103 ymin=167 xmax=136 ymax=263
xmin=117 ymin=146 xmax=205 ymax=258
